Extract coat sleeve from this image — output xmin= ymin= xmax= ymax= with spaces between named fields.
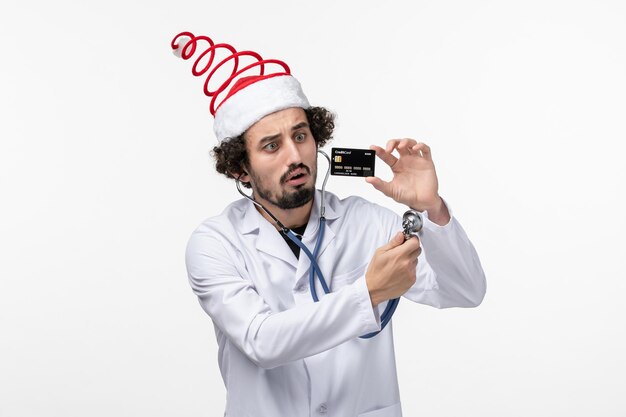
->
xmin=185 ymin=230 xmax=381 ymax=370
xmin=403 ymin=199 xmax=487 ymax=308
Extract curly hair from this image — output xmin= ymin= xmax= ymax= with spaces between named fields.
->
xmin=211 ymin=106 xmax=335 ymax=188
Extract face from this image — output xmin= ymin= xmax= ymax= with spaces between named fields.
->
xmin=241 ymin=107 xmax=317 ymax=210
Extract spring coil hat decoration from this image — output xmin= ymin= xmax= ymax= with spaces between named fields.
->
xmin=171 ymin=31 xmax=310 ymax=142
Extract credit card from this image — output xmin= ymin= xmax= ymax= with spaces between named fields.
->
xmin=330 ymin=148 xmax=376 ymax=177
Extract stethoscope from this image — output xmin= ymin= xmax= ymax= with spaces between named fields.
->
xmin=236 ymin=150 xmax=423 ymax=339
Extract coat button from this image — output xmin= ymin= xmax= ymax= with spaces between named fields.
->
xmin=316 ymin=403 xmax=328 ymax=414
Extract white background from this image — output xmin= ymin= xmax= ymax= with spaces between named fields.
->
xmin=1 ymin=0 xmax=625 ymax=416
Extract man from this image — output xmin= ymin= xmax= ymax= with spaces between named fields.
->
xmin=175 ymin=32 xmax=486 ymax=417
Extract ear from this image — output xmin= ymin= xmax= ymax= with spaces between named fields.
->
xmin=230 ymin=169 xmax=251 ymax=184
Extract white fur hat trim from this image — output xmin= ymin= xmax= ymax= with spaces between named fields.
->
xmin=213 ymin=75 xmax=310 ymax=142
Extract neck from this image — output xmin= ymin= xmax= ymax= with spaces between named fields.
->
xmin=253 ymin=195 xmax=314 ymax=230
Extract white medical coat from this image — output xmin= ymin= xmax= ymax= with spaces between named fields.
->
xmin=185 ymin=190 xmax=486 ymax=417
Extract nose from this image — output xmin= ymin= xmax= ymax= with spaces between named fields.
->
xmin=282 ymin=137 xmax=303 ymax=166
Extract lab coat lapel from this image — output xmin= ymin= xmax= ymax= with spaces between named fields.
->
xmin=239 ymin=198 xmax=298 ymax=268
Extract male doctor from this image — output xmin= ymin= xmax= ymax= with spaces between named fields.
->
xmin=176 ymin=32 xmax=486 ymax=417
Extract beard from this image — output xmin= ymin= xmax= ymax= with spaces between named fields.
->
xmin=259 ymin=185 xmax=315 ymax=209
xmin=249 ymin=163 xmax=316 ymax=210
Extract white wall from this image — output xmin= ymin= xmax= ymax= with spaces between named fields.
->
xmin=1 ymin=0 xmax=625 ymax=416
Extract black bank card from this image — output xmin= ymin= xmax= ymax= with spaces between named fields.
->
xmin=330 ymin=148 xmax=376 ymax=177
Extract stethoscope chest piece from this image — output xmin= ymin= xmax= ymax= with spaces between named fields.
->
xmin=402 ymin=209 xmax=423 ymax=240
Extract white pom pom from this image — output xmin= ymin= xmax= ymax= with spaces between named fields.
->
xmin=172 ymin=36 xmax=191 ymax=58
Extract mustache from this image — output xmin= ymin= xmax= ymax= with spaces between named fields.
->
xmin=280 ymin=163 xmax=311 ymax=183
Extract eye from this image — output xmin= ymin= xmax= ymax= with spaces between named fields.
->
xmin=295 ymin=132 xmax=306 ymax=142
xmin=264 ymin=142 xmax=278 ymax=152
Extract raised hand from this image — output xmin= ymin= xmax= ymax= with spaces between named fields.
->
xmin=366 ymin=139 xmax=442 ymax=213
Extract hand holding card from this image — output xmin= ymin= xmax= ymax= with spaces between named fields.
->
xmin=365 ymin=140 xmax=449 ymax=224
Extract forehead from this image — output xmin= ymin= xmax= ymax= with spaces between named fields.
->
xmin=245 ymin=107 xmax=308 ymax=143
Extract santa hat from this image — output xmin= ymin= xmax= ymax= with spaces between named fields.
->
xmin=171 ymin=31 xmax=310 ymax=142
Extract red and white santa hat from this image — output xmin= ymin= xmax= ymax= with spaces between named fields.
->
xmin=171 ymin=32 xmax=310 ymax=142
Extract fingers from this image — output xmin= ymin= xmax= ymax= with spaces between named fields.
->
xmin=380 ymin=139 xmax=431 ymax=159
xmin=411 ymin=142 xmax=433 ymax=161
xmin=396 ymin=139 xmax=419 ymax=156
xmin=369 ymin=145 xmax=398 ymax=168
xmin=386 ymin=138 xmax=417 ymax=156
xmin=387 ymin=236 xmax=421 ymax=261
xmin=380 ymin=232 xmax=406 ymax=251
xmin=365 ymin=176 xmax=392 ymax=197
xmin=400 ymin=235 xmax=422 ymax=257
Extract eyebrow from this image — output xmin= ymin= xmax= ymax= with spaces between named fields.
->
xmin=259 ymin=134 xmax=280 ymax=146
xmin=292 ymin=121 xmax=309 ymax=131
xmin=258 ymin=121 xmax=310 ymax=146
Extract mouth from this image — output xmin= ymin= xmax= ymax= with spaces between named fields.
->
xmin=283 ymin=167 xmax=310 ymax=187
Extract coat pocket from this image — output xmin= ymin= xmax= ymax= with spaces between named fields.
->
xmin=358 ymin=402 xmax=402 ymax=417
xmin=330 ymin=262 xmax=368 ymax=290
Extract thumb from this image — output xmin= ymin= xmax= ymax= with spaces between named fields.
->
xmin=380 ymin=232 xmax=405 ymax=252
xmin=365 ymin=176 xmax=392 ymax=197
